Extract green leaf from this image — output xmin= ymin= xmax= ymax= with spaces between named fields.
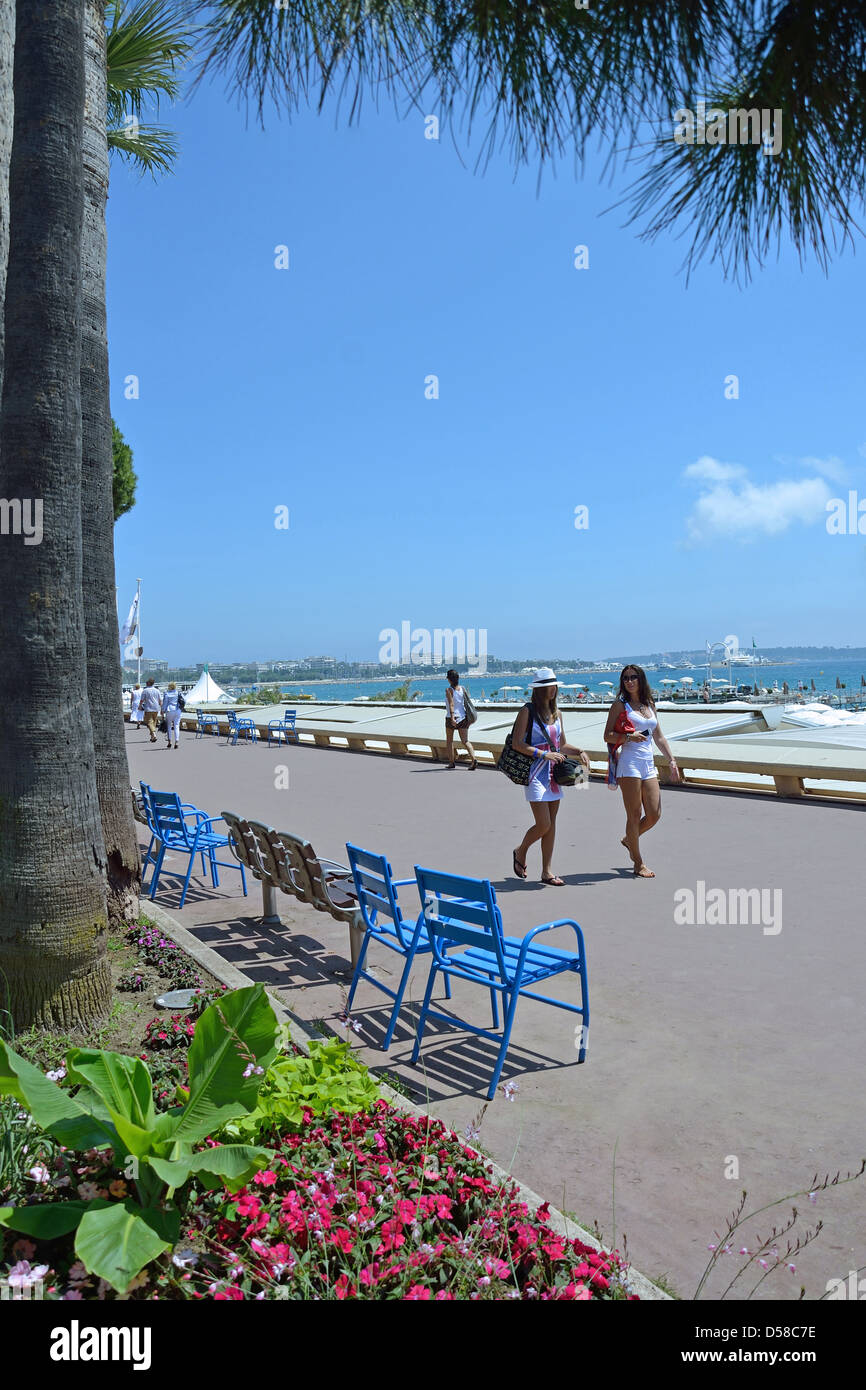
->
xmin=146 ymin=1143 xmax=272 ymax=1191
xmin=175 ymin=986 xmax=278 ymax=1144
xmin=66 ymin=1049 xmax=155 ymax=1130
xmin=0 ymin=1041 xmax=118 ymax=1151
xmin=0 ymin=1201 xmax=89 ymax=1238
xmin=74 ymin=1200 xmax=173 ymax=1294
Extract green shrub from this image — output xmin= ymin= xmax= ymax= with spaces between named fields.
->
xmin=220 ymin=1028 xmax=380 ymax=1142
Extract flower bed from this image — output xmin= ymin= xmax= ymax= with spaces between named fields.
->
xmin=188 ymin=1103 xmax=636 ymax=1301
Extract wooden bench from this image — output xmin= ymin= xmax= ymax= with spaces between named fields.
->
xmin=222 ymin=811 xmax=364 ymax=967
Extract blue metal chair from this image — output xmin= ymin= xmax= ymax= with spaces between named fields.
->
xmin=411 ymin=867 xmax=589 ymax=1100
xmin=267 ymin=707 xmax=298 ymax=747
xmin=195 ymin=708 xmax=220 ymax=738
xmin=141 ymin=785 xmax=247 ymax=907
xmin=345 ymin=844 xmax=446 ymax=1050
xmin=225 ymin=710 xmax=258 ymax=745
xmin=139 ymin=781 xmax=213 ymax=891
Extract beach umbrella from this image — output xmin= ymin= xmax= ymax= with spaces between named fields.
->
xmin=680 ymin=677 xmax=694 ymax=685
xmin=659 ymin=678 xmax=677 ymax=685
xmin=598 ymin=681 xmax=614 ymax=688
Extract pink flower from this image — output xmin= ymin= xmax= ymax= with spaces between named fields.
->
xmin=234 ymin=1193 xmax=261 ymax=1219
xmin=28 ymin=1165 xmax=51 ymax=1184
xmin=252 ymin=1169 xmax=278 ymax=1187
xmin=404 ymin=1284 xmax=432 ymax=1300
xmin=77 ymin=1181 xmax=100 ymax=1201
xmin=574 ymin=1284 xmax=591 ymax=1301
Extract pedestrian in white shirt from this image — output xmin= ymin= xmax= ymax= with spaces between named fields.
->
xmin=139 ymin=679 xmax=162 ymax=743
xmin=161 ymin=683 xmax=183 ymax=750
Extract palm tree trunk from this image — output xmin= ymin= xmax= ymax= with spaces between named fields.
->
xmin=0 ymin=0 xmax=110 ymax=1031
xmin=82 ymin=0 xmax=140 ymax=926
xmin=0 ymin=0 xmax=15 ymax=395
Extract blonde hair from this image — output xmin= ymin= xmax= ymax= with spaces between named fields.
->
xmin=168 ymin=682 xmax=177 ymax=690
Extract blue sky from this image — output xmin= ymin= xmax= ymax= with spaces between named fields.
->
xmin=108 ymin=61 xmax=866 ymax=665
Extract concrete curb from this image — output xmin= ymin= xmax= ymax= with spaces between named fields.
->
xmin=142 ymin=900 xmax=670 ymax=1301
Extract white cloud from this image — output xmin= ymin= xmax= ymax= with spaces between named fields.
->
xmin=682 ymin=455 xmax=747 ymax=483
xmin=682 ymin=456 xmax=833 ymax=540
xmin=797 ymin=455 xmax=848 ymax=484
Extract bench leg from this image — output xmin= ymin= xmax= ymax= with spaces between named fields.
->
xmin=773 ymin=774 xmax=804 ymax=797
xmin=349 ymin=922 xmax=364 ymax=969
xmin=262 ymin=881 xmax=282 ymax=927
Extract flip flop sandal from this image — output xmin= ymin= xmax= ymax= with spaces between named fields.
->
xmin=512 ymin=851 xmax=527 ymax=880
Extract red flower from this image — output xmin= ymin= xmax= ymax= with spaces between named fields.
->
xmin=330 ymin=1227 xmax=354 ymax=1254
xmin=253 ymin=1170 xmax=278 ymax=1188
xmin=404 ymin=1284 xmax=432 ymax=1300
xmin=235 ymin=1193 xmax=261 ymax=1219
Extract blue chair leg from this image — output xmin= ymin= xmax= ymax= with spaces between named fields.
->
xmin=487 ymin=987 xmax=521 ymax=1100
xmin=484 ymin=970 xmax=500 ymax=1028
xmin=178 ymin=852 xmax=196 ymax=908
xmin=239 ymin=862 xmax=247 ymax=896
xmin=410 ymin=962 xmax=440 ymax=1064
xmin=209 ymin=848 xmax=220 ymax=888
xmin=148 ymin=841 xmax=168 ymax=900
xmin=382 ymin=950 xmax=418 ymax=1052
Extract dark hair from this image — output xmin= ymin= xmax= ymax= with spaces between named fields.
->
xmin=618 ymin=664 xmax=654 ymax=709
xmin=446 ymin=669 xmax=460 ymax=686
xmin=530 ymin=685 xmax=559 ymax=722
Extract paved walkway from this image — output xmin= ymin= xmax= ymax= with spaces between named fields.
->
xmin=127 ymin=725 xmax=866 ymax=1301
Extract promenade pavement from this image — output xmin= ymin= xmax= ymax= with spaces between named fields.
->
xmin=126 ymin=724 xmax=866 ymax=1301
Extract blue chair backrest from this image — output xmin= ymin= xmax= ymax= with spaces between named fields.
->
xmin=139 ymin=781 xmax=159 ymax=835
xmin=148 ymin=789 xmax=194 ymax=847
xmin=226 ymin=710 xmax=239 ymax=729
xmin=284 ymin=709 xmax=296 ymax=724
xmin=414 ymin=867 xmax=507 ymax=977
xmin=347 ymin=843 xmax=414 ymax=951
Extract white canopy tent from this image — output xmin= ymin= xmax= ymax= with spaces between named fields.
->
xmin=184 ymin=669 xmax=233 ymax=705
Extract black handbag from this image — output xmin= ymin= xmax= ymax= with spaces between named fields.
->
xmin=498 ymin=704 xmax=549 ymax=785
xmin=178 ymin=692 xmax=186 ymax=711
xmin=552 ymin=758 xmax=580 ymax=786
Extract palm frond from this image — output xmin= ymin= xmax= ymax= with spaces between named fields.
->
xmin=107 ymin=121 xmax=181 ymax=177
xmin=186 ymin=0 xmax=726 ymax=168
xmin=614 ymin=0 xmax=866 ymax=280
xmin=106 ymin=0 xmax=195 ymax=128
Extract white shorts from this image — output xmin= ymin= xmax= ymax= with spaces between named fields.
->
xmin=616 ymin=744 xmax=658 ymax=781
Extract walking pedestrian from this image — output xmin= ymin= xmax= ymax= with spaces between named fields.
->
xmin=603 ymin=664 xmax=679 ymax=878
xmin=129 ymin=684 xmax=143 ymax=726
xmin=161 ymin=682 xmax=183 ymax=750
xmin=511 ymin=669 xmax=590 ymax=885
xmin=444 ymin=669 xmax=478 ymax=770
xmin=139 ymin=678 xmax=162 ymax=743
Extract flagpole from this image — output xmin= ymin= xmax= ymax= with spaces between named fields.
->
xmin=136 ymin=578 xmax=142 ymax=686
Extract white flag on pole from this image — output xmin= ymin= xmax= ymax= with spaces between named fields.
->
xmin=119 ymin=591 xmax=139 ymax=647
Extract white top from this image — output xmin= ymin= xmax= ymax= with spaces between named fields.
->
xmin=525 ymin=710 xmax=563 ymax=802
xmin=449 ymin=686 xmax=466 ymax=721
xmin=129 ymin=690 xmax=141 ymax=712
xmin=140 ymin=686 xmax=162 ymax=712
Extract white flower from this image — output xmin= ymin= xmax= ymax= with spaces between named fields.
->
xmin=499 ymin=1081 xmax=519 ymax=1102
xmin=464 ymin=1122 xmax=481 ymax=1144
xmin=46 ymin=1067 xmax=66 ymax=1083
xmin=172 ymin=1250 xmax=198 ymax=1269
xmin=28 ymin=1164 xmax=51 ymax=1184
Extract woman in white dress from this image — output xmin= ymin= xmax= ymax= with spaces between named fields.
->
xmin=603 ymin=664 xmax=679 ymax=878
xmin=511 ymin=669 xmax=590 ymax=885
xmin=129 ymin=684 xmax=143 ymax=726
xmin=444 ymin=668 xmax=477 ymax=770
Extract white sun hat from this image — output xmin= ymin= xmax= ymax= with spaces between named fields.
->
xmin=530 ymin=667 xmax=558 ymax=688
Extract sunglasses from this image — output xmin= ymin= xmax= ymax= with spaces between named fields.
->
xmin=624 ymin=674 xmax=639 ymax=681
